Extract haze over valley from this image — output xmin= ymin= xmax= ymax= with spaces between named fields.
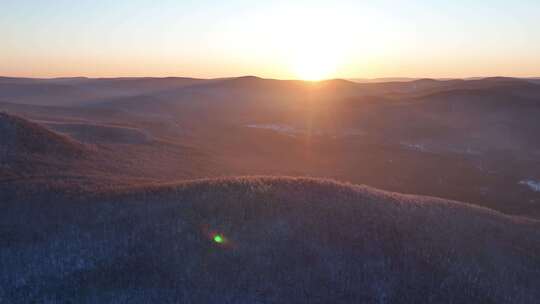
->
xmin=2 ymin=76 xmax=540 ymax=217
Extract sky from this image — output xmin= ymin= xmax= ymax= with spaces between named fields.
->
xmin=1 ymin=0 xmax=539 ymax=80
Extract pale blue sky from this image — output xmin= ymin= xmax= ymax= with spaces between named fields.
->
xmin=1 ymin=0 xmax=539 ymax=79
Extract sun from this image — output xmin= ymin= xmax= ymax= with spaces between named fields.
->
xmin=292 ymin=48 xmax=341 ymax=81
xmin=288 ymin=35 xmax=344 ymax=81
xmin=279 ymin=10 xmax=349 ymax=81
xmin=241 ymin=5 xmax=356 ymax=81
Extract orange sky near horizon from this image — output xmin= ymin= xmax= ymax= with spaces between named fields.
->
xmin=1 ymin=1 xmax=539 ymax=80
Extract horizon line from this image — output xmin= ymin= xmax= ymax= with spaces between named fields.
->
xmin=1 ymin=74 xmax=540 ymax=82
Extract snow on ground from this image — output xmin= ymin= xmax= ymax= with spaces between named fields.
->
xmin=400 ymin=142 xmax=427 ymax=152
xmin=400 ymin=141 xmax=483 ymax=156
xmin=246 ymin=124 xmax=367 ymax=139
xmin=519 ymin=180 xmax=540 ymax=192
xmin=245 ymin=124 xmax=325 ymax=137
xmin=449 ymin=146 xmax=482 ymax=156
xmin=246 ymin=124 xmax=299 ymax=136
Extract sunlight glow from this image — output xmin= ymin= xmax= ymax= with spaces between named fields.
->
xmin=280 ymin=8 xmax=351 ymax=81
xmin=292 ymin=49 xmax=341 ymax=81
xmin=224 ymin=5 xmax=358 ymax=81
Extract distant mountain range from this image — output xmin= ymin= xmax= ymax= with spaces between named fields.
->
xmin=348 ymin=76 xmax=540 ymax=83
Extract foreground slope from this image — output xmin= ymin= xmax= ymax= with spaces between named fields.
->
xmin=1 ymin=177 xmax=539 ymax=303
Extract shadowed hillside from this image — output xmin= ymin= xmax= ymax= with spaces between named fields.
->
xmin=0 ymin=112 xmax=86 ymax=161
xmin=42 ymin=121 xmax=153 ymax=144
xmin=1 ymin=177 xmax=538 ymax=303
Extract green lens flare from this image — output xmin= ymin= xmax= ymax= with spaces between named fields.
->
xmin=213 ymin=235 xmax=224 ymax=244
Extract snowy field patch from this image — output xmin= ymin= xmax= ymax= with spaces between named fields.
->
xmin=246 ymin=124 xmax=299 ymax=136
xmin=519 ymin=180 xmax=540 ymax=192
xmin=400 ymin=142 xmax=427 ymax=152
